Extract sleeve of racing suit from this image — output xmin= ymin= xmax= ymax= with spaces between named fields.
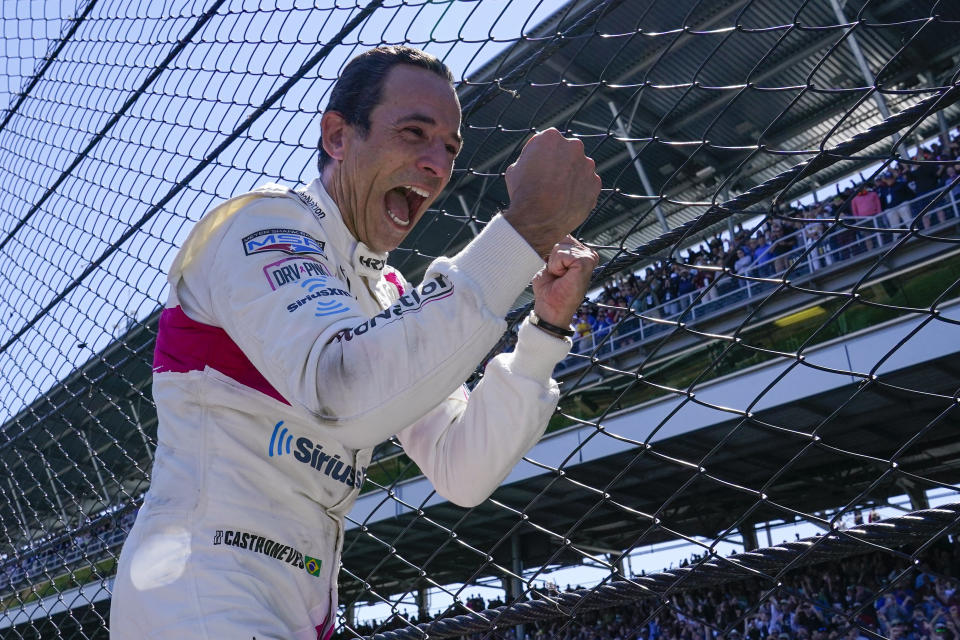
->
xmin=397 ymin=318 xmax=571 ymax=507
xmin=184 ymin=195 xmax=550 ymax=450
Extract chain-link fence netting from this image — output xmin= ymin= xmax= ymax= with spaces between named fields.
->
xmin=1 ymin=0 xmax=959 ymax=639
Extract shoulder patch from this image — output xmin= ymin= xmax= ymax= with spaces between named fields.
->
xmin=243 ymin=228 xmax=326 ymax=257
xmin=293 ymin=189 xmax=326 ymax=222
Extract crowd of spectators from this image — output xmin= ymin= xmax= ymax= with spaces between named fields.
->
xmin=0 ymin=508 xmax=135 ymax=592
xmin=568 ymin=140 xmax=960 ymax=355
xmin=348 ymin=538 xmax=960 ymax=640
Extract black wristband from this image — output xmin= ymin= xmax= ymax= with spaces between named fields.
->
xmin=528 ymin=311 xmax=575 ymax=338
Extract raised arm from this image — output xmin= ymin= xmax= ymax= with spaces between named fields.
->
xmin=175 ymin=130 xmax=600 ymax=452
xmin=398 ymin=237 xmax=598 ymax=507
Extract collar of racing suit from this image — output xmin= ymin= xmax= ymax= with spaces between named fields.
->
xmin=299 ymin=178 xmax=389 ymax=281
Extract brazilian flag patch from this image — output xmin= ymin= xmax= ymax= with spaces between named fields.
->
xmin=304 ymin=556 xmax=322 ymax=577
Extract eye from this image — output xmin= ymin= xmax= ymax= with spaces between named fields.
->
xmin=446 ymin=144 xmax=459 ymax=155
xmin=403 ymin=126 xmax=425 ymax=138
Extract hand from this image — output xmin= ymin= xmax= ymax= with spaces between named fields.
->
xmin=502 ymin=128 xmax=602 ymax=257
xmin=532 ymin=236 xmax=599 ymax=328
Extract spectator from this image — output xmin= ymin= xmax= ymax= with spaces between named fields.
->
xmin=907 ymin=149 xmax=945 ymax=228
xmin=802 ymin=205 xmax=831 ymax=269
xmin=851 ymin=184 xmax=882 ymax=219
xmin=796 ymin=602 xmax=824 ymax=633
xmin=677 ymin=266 xmax=696 ymax=302
xmin=693 ymin=255 xmax=719 ymax=302
xmin=594 ymin=307 xmax=615 ymax=345
xmin=933 ymin=619 xmax=957 ymax=640
xmin=647 ymin=267 xmax=664 ymax=315
xmin=769 ymin=221 xmax=798 ymax=273
xmin=851 ymin=184 xmax=883 ymax=250
xmin=753 ymin=233 xmax=775 ymax=276
xmin=574 ymin=311 xmax=592 ymax=352
xmin=877 ymin=171 xmax=916 ymax=231
xmin=664 ymin=264 xmax=681 ymax=317
xmin=879 ymin=594 xmax=909 ymax=632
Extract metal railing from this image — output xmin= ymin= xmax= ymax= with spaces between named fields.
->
xmin=562 ymin=185 xmax=960 ymax=367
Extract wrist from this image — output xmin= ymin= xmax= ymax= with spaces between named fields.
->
xmin=529 ymin=310 xmax=575 ymax=339
xmin=532 ymin=300 xmax=578 ymax=329
xmin=501 ymin=209 xmax=560 ymax=258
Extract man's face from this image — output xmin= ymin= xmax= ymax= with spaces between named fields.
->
xmin=329 ymin=64 xmax=462 ymax=253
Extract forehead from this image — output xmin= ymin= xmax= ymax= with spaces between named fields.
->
xmin=375 ymin=64 xmax=461 ymax=129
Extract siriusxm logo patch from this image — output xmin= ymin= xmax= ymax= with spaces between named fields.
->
xmin=268 ymin=421 xmax=293 ymax=457
xmin=267 ymin=421 xmax=366 ymax=489
xmin=286 ymin=276 xmax=351 ymax=316
xmin=243 ymin=228 xmax=326 ymax=257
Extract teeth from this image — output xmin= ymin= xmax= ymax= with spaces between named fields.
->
xmin=387 ymin=208 xmax=410 ymax=227
xmin=404 ymin=185 xmax=430 ymax=198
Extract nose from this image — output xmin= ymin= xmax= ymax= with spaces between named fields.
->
xmin=417 ymin=138 xmax=452 ymax=180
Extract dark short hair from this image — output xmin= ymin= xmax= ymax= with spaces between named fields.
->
xmin=317 ymin=45 xmax=454 ymax=171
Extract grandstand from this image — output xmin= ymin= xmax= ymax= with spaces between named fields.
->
xmin=1 ymin=0 xmax=959 ymax=638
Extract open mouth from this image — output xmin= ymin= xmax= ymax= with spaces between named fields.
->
xmin=384 ymin=185 xmax=429 ymax=228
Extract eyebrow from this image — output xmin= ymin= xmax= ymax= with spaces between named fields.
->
xmin=399 ymin=113 xmax=462 ymax=146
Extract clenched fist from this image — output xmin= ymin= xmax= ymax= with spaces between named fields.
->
xmin=532 ymin=236 xmax=599 ymax=329
xmin=503 ymin=129 xmax=602 ymax=258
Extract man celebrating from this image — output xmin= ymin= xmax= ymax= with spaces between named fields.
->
xmin=111 ymin=46 xmax=600 ymax=639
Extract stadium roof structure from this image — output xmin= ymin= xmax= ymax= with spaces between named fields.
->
xmin=397 ymin=0 xmax=960 ymax=281
xmin=1 ymin=0 xmax=959 ymax=613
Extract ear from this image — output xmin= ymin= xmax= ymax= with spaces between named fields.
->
xmin=320 ymin=111 xmax=349 ymax=162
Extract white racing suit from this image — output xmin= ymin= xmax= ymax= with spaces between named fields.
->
xmin=110 ymin=179 xmax=571 ymax=639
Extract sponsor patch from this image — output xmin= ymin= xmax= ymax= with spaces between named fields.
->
xmin=287 ymin=276 xmax=352 ymax=315
xmin=332 ymin=274 xmax=453 ymax=342
xmin=243 ymin=228 xmax=326 ymax=257
xmin=267 ymin=421 xmax=367 ymax=489
xmin=294 ymin=189 xmax=326 ymax=221
xmin=358 ymin=254 xmax=385 ymax=271
xmin=268 ymin=420 xmax=293 ymax=457
xmin=263 ymin=257 xmax=331 ymax=290
xmin=213 ymin=527 xmax=321 ymax=578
